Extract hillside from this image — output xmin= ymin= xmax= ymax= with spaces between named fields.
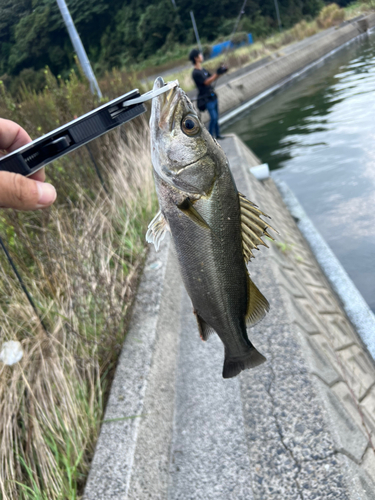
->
xmin=0 ymin=0 xmax=349 ymax=93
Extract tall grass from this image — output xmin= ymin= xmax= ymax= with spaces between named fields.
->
xmin=0 ymin=71 xmax=156 ymax=499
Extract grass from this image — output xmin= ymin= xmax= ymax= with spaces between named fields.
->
xmin=0 ymin=71 xmax=156 ymax=499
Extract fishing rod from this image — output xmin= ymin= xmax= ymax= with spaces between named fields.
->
xmin=0 ymin=235 xmax=49 ymax=334
xmin=210 ymin=0 xmax=248 ymax=92
xmin=222 ymin=0 xmax=248 ymax=67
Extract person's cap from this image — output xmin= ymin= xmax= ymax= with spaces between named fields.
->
xmin=189 ymin=48 xmax=201 ymax=64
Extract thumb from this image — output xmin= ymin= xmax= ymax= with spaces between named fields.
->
xmin=0 ymin=172 xmax=56 ymax=211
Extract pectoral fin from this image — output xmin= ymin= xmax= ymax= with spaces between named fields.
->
xmin=177 ymin=198 xmax=211 ymax=231
xmin=246 ymin=273 xmax=270 ymax=326
xmin=146 ymin=210 xmax=169 ymax=251
xmin=239 ymin=192 xmax=278 ymax=262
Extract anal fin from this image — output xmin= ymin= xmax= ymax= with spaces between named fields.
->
xmin=246 ymin=274 xmax=270 ymax=326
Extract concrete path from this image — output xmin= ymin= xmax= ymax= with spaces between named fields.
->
xmin=84 ymin=134 xmax=375 ymax=499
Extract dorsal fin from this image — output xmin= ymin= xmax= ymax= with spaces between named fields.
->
xmin=146 ymin=210 xmax=169 ymax=251
xmin=239 ymin=192 xmax=278 ymax=262
xmin=246 ymin=273 xmax=270 ymax=326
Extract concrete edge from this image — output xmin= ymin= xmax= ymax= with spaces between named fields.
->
xmin=127 ymin=247 xmax=182 ymax=500
xmin=219 ymin=24 xmax=375 ymax=126
xmin=83 ymin=238 xmax=172 ymax=499
xmin=274 ymin=178 xmax=375 ymax=361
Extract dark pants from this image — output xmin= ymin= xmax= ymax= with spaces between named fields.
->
xmin=206 ymin=98 xmax=220 ymax=138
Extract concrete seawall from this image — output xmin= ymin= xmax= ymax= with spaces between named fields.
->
xmin=187 ymin=12 xmax=375 ymax=122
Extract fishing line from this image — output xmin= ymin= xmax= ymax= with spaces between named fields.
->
xmin=0 ymin=234 xmax=49 ymax=334
xmin=85 ymin=144 xmax=109 ymax=195
xmin=211 ymin=0 xmax=248 ymax=92
xmin=222 ymin=0 xmax=248 ymax=67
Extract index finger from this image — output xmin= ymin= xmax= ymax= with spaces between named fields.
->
xmin=0 ymin=118 xmax=45 ymax=181
xmin=0 ymin=118 xmax=32 ymax=152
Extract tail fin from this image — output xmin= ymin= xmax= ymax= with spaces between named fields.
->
xmin=223 ymin=346 xmax=266 ymax=379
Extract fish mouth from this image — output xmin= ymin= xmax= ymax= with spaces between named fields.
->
xmin=151 ymin=76 xmax=182 ymax=132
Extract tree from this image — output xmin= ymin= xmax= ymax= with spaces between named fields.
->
xmin=0 ymin=0 xmax=344 ymax=89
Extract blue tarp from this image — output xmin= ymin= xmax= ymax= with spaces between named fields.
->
xmin=209 ymin=34 xmax=253 ymax=59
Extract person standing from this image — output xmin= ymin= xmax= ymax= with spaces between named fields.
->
xmin=190 ymin=49 xmax=227 ymax=139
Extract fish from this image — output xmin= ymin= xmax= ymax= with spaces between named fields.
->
xmin=146 ymin=77 xmax=276 ymax=378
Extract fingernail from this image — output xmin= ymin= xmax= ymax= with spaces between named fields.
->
xmin=36 ymin=181 xmax=57 ymax=207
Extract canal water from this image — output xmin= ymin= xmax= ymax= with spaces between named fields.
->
xmin=224 ymin=30 xmax=375 ymax=313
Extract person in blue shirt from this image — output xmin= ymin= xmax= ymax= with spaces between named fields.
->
xmin=190 ymin=48 xmax=227 ymax=139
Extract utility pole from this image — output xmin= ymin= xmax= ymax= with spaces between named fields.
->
xmin=56 ymin=0 xmax=102 ymax=98
xmin=273 ymin=0 xmax=282 ymax=32
xmin=190 ymin=11 xmax=203 ymax=54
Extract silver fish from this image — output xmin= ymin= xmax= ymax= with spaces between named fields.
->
xmin=147 ymin=77 xmax=276 ymax=378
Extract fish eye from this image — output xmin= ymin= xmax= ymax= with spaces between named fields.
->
xmin=181 ymin=115 xmax=200 ymax=136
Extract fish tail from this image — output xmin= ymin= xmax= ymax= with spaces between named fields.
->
xmin=223 ymin=346 xmax=266 ymax=379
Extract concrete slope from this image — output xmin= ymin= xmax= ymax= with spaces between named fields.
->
xmin=168 ymin=291 xmax=254 ymax=500
xmin=84 ymin=134 xmax=375 ymax=499
xmin=222 ymin=135 xmax=375 ymax=500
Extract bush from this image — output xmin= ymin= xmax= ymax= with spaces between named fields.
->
xmin=317 ymin=3 xmax=345 ymax=29
xmin=231 ymin=32 xmax=249 ymax=45
xmin=8 ymin=68 xmax=47 ymax=96
xmin=288 ymin=20 xmax=319 ymax=42
xmin=202 ymin=44 xmax=213 ymax=59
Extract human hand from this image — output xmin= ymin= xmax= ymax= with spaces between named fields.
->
xmin=216 ymin=65 xmax=228 ymax=76
xmin=0 ymin=118 xmax=56 ymax=210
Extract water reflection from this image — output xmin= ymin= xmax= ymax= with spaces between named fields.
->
xmin=224 ymin=32 xmax=375 ymax=312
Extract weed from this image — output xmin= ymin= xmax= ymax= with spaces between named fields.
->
xmin=0 ymin=71 xmax=156 ymax=499
xmin=317 ymin=4 xmax=345 ymax=29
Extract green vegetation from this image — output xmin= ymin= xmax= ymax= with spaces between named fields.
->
xmin=0 ymin=72 xmax=156 ymax=499
xmin=2 ymin=1 xmax=372 ymax=96
xmin=0 ymin=0 xmax=344 ymax=95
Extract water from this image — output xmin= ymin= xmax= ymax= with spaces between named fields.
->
xmin=224 ymin=31 xmax=375 ymax=313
